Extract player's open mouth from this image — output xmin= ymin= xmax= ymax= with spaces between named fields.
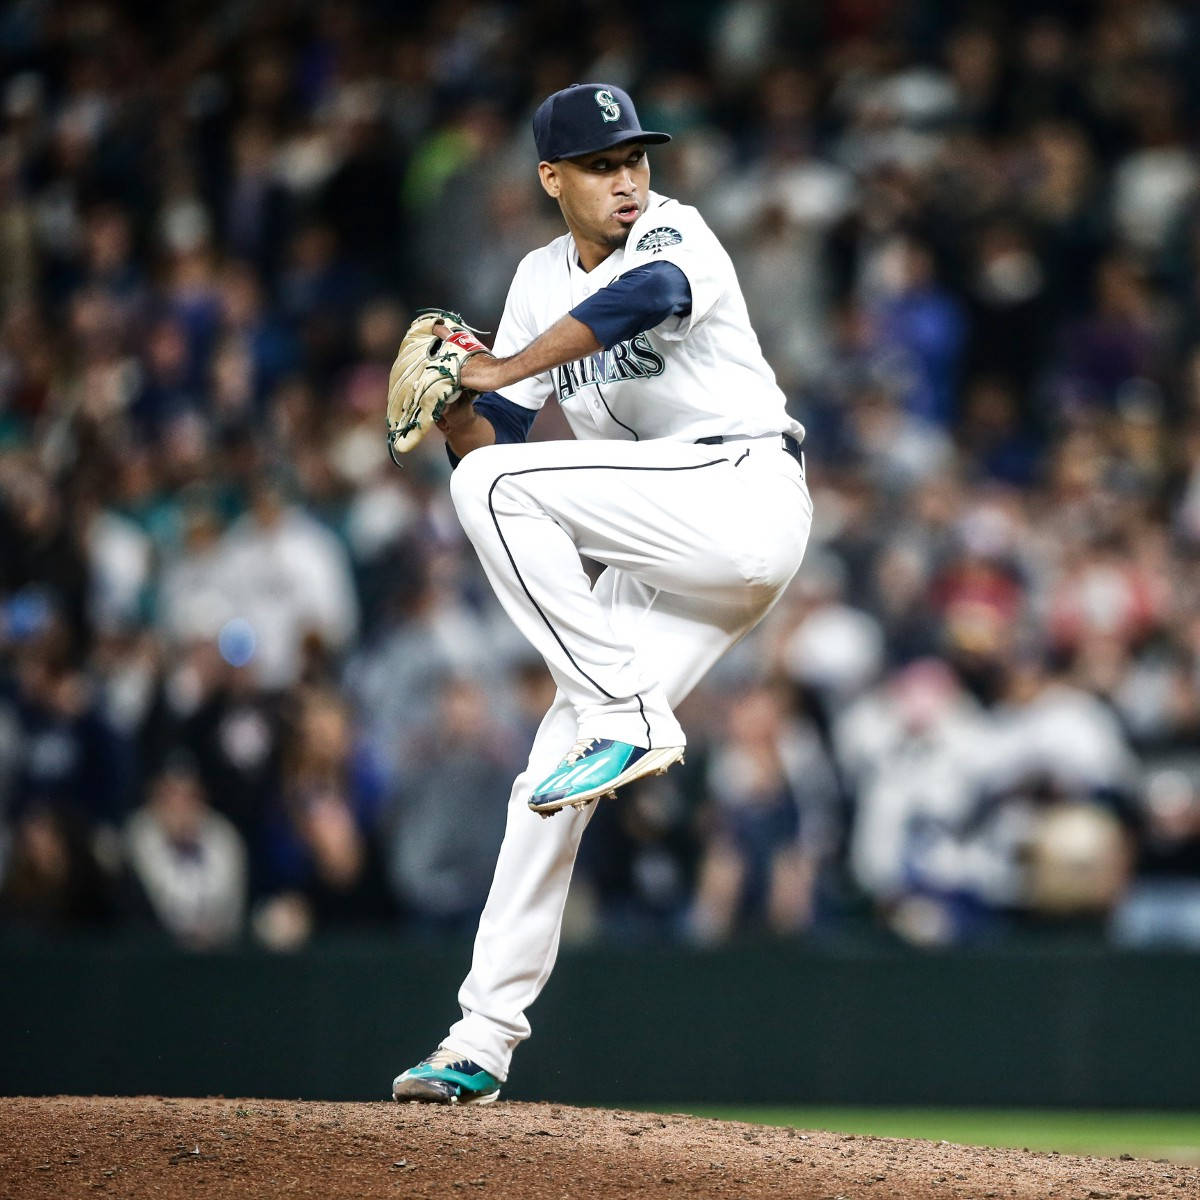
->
xmin=614 ymin=203 xmax=640 ymax=225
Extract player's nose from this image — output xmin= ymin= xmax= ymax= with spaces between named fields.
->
xmin=612 ymin=166 xmax=637 ymax=194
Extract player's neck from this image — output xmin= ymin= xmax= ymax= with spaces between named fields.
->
xmin=573 ymin=243 xmax=618 ymax=273
xmin=568 ymin=226 xmax=625 ymax=274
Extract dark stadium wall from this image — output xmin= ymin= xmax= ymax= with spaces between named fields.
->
xmin=1 ymin=939 xmax=1196 ymax=1108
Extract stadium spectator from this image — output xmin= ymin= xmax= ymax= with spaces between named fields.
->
xmin=688 ymin=683 xmax=839 ymax=942
xmin=253 ymin=687 xmax=389 ymax=949
xmin=384 ymin=676 xmax=514 ymax=931
xmin=213 ymin=472 xmax=359 ymax=690
xmin=837 ymin=658 xmax=994 ymax=945
xmin=124 ymin=756 xmax=247 ymax=948
xmin=0 ymin=804 xmax=115 ymax=930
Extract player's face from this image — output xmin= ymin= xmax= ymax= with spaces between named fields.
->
xmin=539 ymin=142 xmax=650 ymax=270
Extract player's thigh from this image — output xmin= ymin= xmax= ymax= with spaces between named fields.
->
xmin=523 ymin=567 xmax=760 ymax=746
xmin=458 ymin=438 xmax=810 ymax=601
xmin=586 ymin=457 xmax=810 ymax=607
xmin=600 ymin=567 xmax=763 ymax=706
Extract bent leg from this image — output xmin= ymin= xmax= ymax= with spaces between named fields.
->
xmin=449 ymin=437 xmax=810 ymax=749
xmin=443 ymin=571 xmax=786 ymax=1079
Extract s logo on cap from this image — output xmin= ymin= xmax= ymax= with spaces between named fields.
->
xmin=594 ymin=89 xmax=621 ymax=123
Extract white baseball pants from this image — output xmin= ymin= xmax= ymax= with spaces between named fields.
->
xmin=440 ymin=435 xmax=812 ymax=1079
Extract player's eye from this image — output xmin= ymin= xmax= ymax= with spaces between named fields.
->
xmin=582 ymin=150 xmax=642 ymax=172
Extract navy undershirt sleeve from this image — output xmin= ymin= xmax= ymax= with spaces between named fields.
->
xmin=444 ymin=391 xmax=538 ymax=469
xmin=569 ymin=261 xmax=692 ymax=350
xmin=473 ymin=391 xmax=538 ymax=443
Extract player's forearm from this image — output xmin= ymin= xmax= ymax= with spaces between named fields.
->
xmin=460 ymin=315 xmax=601 ymax=393
xmin=444 ymin=413 xmax=498 ymax=458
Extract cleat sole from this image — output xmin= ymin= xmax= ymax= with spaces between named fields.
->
xmin=532 ymin=745 xmax=686 ymax=814
xmin=393 ymin=1077 xmax=501 ymax=1106
xmin=393 ymin=1077 xmax=455 ymax=1104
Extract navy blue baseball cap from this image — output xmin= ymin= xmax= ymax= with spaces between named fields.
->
xmin=533 ymin=83 xmax=670 ymax=162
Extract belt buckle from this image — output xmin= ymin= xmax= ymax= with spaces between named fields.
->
xmin=781 ymin=435 xmax=805 ymax=476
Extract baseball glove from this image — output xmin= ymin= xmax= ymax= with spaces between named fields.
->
xmin=386 ymin=308 xmax=491 ymax=461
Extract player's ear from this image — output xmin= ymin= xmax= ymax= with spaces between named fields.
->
xmin=538 ymin=161 xmax=561 ymax=199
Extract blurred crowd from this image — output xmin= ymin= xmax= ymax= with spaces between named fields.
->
xmin=3 ymin=0 xmax=1200 ymax=952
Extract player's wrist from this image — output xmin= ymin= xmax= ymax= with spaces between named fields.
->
xmin=459 ymin=354 xmax=501 ymax=392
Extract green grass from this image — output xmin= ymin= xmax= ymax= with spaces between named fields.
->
xmin=655 ymin=1108 xmax=1200 ymax=1163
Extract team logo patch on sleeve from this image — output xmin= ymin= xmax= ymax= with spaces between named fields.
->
xmin=635 ymin=226 xmax=683 ymax=253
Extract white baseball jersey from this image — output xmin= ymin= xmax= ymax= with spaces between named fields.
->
xmin=491 ymin=190 xmax=806 ymax=445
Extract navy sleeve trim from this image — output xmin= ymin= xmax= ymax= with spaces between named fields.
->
xmin=444 ymin=391 xmax=537 ymax=470
xmin=569 ymin=261 xmax=693 ymax=350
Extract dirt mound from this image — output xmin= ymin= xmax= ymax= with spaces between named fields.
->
xmin=0 ymin=1096 xmax=1196 ymax=1199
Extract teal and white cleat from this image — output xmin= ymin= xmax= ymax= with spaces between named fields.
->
xmin=528 ymin=738 xmax=685 ymax=815
xmin=392 ymin=1049 xmax=501 ymax=1105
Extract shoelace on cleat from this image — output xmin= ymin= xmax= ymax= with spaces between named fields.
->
xmin=560 ymin=737 xmax=599 ymax=766
xmin=417 ymin=1048 xmax=473 ymax=1072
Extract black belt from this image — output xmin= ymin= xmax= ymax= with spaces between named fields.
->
xmin=697 ymin=433 xmax=805 ymax=470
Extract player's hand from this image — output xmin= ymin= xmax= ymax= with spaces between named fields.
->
xmin=433 ymin=321 xmax=497 ymax=393
xmin=434 ymin=394 xmax=478 ymax=435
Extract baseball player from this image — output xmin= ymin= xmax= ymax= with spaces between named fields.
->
xmin=392 ymin=83 xmax=813 ymax=1104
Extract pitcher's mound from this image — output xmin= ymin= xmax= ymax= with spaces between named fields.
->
xmin=1 ymin=1096 xmax=1195 ymax=1199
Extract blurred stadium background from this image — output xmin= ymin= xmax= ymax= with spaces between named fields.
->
xmin=1 ymin=0 xmax=1199 ymax=1144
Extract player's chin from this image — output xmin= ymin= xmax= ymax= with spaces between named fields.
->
xmin=602 ymin=222 xmax=635 ymax=250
